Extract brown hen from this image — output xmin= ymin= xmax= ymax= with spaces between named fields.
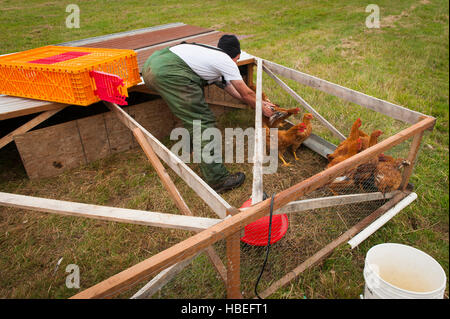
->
xmin=290 ymin=113 xmax=314 ymax=161
xmin=327 ymin=118 xmax=362 ymax=162
xmin=266 ymin=122 xmax=307 ymax=167
xmin=374 ymin=158 xmax=410 ymax=193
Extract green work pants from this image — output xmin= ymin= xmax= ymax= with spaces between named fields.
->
xmin=142 ymin=47 xmax=229 ymax=185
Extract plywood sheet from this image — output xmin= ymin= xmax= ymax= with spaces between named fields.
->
xmin=14 ymin=99 xmax=178 ymax=179
xmin=15 ymin=121 xmax=86 ymax=179
xmin=80 ymin=25 xmax=213 ymax=50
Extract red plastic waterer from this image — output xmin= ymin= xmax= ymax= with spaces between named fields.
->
xmin=239 ymin=197 xmax=289 ymax=246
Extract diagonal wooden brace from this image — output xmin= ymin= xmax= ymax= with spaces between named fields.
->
xmin=132 ymin=128 xmax=228 ymax=293
xmin=0 ymin=107 xmax=65 ymax=150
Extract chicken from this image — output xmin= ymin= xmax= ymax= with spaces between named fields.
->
xmin=343 ymin=130 xmax=382 ymax=190
xmin=326 ymin=137 xmax=363 ymax=169
xmin=327 ymin=118 xmax=362 ymax=162
xmin=378 ymin=153 xmax=395 ymax=162
xmin=248 ymin=83 xmax=300 ymax=127
xmin=351 ymin=156 xmax=380 ymax=192
xmin=360 ymin=129 xmax=383 ymax=150
xmin=327 ymin=152 xmax=384 ymax=195
xmin=265 ymin=106 xmax=300 ymax=128
xmin=266 ymin=122 xmax=307 ymax=167
xmin=374 ymin=157 xmax=411 ymax=193
xmin=326 ymin=138 xmax=363 ymax=195
xmin=290 ymin=113 xmax=314 ymax=161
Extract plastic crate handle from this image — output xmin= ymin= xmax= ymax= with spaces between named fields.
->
xmin=89 ymin=70 xmax=128 ymax=105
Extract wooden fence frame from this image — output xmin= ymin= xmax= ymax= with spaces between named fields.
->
xmin=0 ymin=56 xmax=435 ymax=299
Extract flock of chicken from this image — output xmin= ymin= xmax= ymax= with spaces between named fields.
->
xmin=326 ymin=117 xmax=410 ymax=195
xmin=254 ymin=86 xmax=410 ymax=195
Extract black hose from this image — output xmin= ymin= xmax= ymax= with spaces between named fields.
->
xmin=254 ymin=193 xmax=275 ymax=299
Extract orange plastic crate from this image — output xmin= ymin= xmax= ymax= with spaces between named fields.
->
xmin=0 ymin=46 xmax=140 ymax=106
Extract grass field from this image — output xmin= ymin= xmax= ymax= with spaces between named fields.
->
xmin=0 ymin=0 xmax=448 ymax=299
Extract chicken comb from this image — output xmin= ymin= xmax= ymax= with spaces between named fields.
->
xmin=297 ymin=122 xmax=307 ymax=130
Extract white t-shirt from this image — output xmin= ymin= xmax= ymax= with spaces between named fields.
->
xmin=169 ymin=43 xmax=243 ymax=84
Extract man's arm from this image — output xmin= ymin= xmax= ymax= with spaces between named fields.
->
xmin=229 ymin=80 xmax=274 ymax=117
xmin=223 ymin=82 xmax=243 ymax=101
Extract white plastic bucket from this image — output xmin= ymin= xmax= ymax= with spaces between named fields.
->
xmin=363 ymin=243 xmax=446 ymax=299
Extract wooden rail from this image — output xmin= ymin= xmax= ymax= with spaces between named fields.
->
xmin=0 ymin=192 xmax=221 ymax=232
xmin=263 ymin=59 xmax=427 ymax=124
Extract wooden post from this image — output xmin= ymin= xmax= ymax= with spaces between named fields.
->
xmin=226 ymin=209 xmax=242 ymax=299
xmin=247 ymin=62 xmax=254 ymax=87
xmin=252 ymin=58 xmax=264 ymax=204
xmin=400 ymin=130 xmax=425 ymax=190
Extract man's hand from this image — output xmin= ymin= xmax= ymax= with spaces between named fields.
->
xmin=230 ymin=80 xmax=275 ymax=117
xmin=262 ymin=101 xmax=275 ymax=117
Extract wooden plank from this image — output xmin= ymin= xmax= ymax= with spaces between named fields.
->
xmin=262 ymin=63 xmax=346 ymax=141
xmin=0 ymin=95 xmax=65 ymax=121
xmin=400 ymin=131 xmax=425 ymax=190
xmin=0 ymin=107 xmax=64 ymax=149
xmin=131 ymin=251 xmax=203 ymax=299
xmin=0 ymin=192 xmax=222 ymax=232
xmin=226 ymin=209 xmax=242 ymax=299
xmin=263 ymin=59 xmax=428 ymax=124
xmin=276 ymin=191 xmax=398 ymax=215
xmin=247 ymin=63 xmax=255 ymax=87
xmin=226 ymin=232 xmax=242 ymax=299
xmin=207 ymin=100 xmax=247 ymax=110
xmin=104 ymin=102 xmax=234 ymax=219
xmin=252 ymin=58 xmax=264 ymax=205
xmin=70 ymin=117 xmax=434 ymax=299
xmin=257 ymin=191 xmax=410 ymax=299
xmin=133 ymin=128 xmax=192 ymax=216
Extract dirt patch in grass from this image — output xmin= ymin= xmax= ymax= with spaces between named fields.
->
xmin=382 ymin=0 xmax=432 ymax=28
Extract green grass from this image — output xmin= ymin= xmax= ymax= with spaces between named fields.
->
xmin=0 ymin=0 xmax=448 ymax=299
